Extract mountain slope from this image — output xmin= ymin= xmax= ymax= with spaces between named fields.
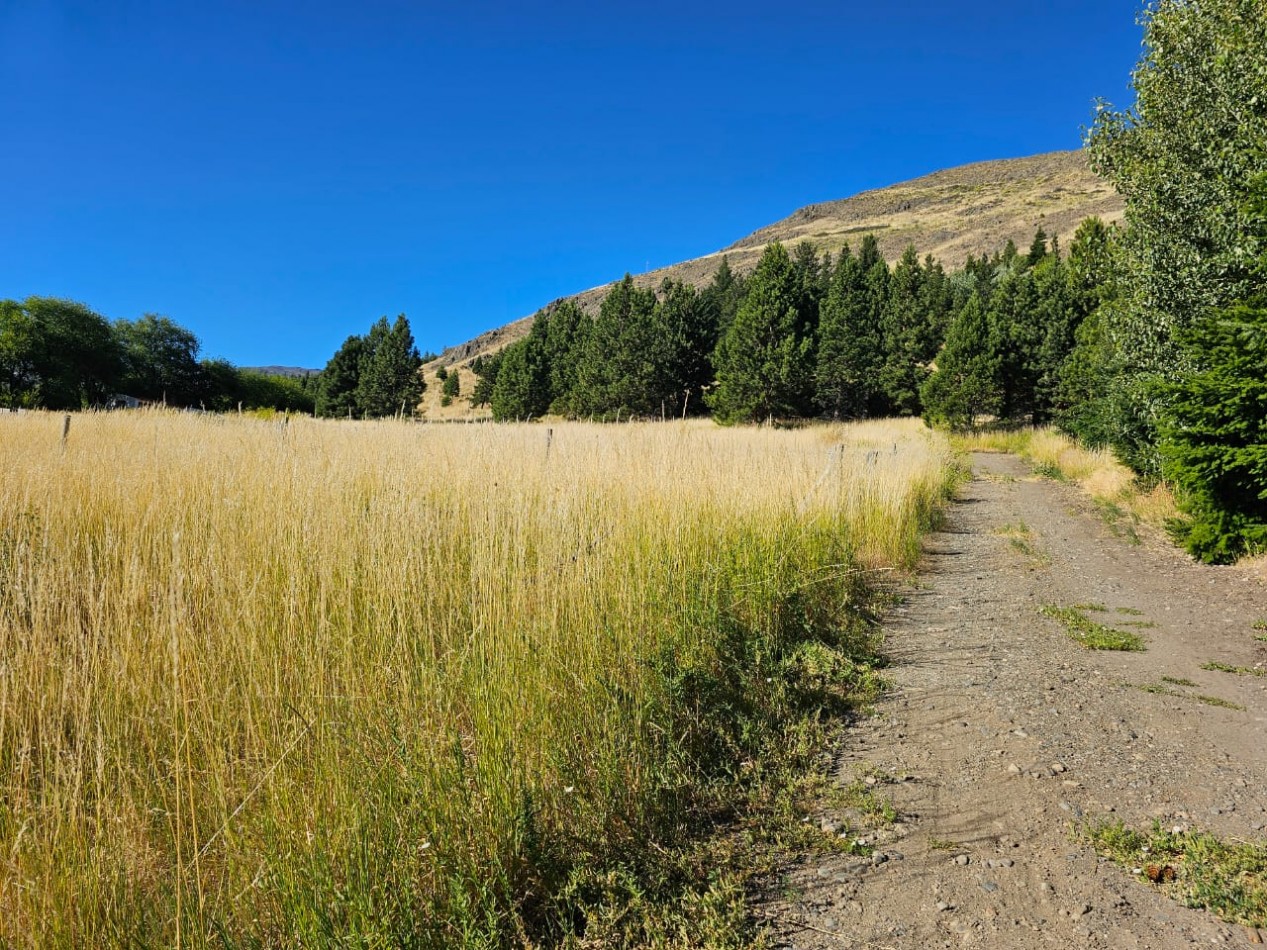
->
xmin=423 ymin=149 xmax=1122 ymax=416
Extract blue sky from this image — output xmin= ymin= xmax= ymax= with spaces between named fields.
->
xmin=0 ymin=1 xmax=1140 ymax=368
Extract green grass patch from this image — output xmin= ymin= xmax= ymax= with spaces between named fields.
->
xmin=1253 ymin=620 xmax=1267 ymax=631
xmin=1084 ymin=821 xmax=1267 ymax=928
xmin=1120 ymin=620 xmax=1157 ymax=629
xmin=1137 ymin=679 xmax=1245 ymax=711
xmin=1040 ymin=604 xmax=1147 ymax=652
xmin=1202 ymin=661 xmax=1267 ymax=678
xmin=1032 ymin=460 xmax=1070 ymax=482
xmin=1116 ymin=606 xmax=1146 ymax=616
xmin=928 ymin=837 xmax=961 ymax=851
xmin=840 ymin=769 xmax=900 ymax=829
xmin=1094 ymin=498 xmax=1142 ymax=544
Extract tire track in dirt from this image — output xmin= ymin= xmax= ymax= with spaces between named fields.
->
xmin=759 ymin=452 xmax=1267 ymax=949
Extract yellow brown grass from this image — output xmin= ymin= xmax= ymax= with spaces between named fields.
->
xmin=0 ymin=411 xmax=953 ymax=947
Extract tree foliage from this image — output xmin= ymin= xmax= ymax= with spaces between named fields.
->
xmin=1086 ymin=0 xmax=1267 ymax=475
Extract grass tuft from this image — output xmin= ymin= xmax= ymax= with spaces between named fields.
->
xmin=1201 ymin=661 xmax=1267 ymax=678
xmin=1084 ymin=821 xmax=1267 ymax=928
xmin=1040 ymin=604 xmax=1147 ymax=652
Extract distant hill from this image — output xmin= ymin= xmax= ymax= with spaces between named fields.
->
xmin=242 ymin=365 xmax=319 ymax=378
xmin=421 ymin=149 xmax=1123 ymax=418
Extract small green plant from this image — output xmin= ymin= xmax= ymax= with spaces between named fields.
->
xmin=1094 ymin=498 xmax=1142 ymax=544
xmin=1119 ymin=620 xmax=1157 ymax=629
xmin=1032 ymin=460 xmax=1068 ymax=481
xmin=1201 ymin=661 xmax=1267 ymax=678
xmin=1083 ymin=820 xmax=1267 ymax=928
xmin=1193 ymin=693 xmax=1247 ymax=710
xmin=928 ymin=837 xmax=960 ymax=851
xmin=1116 ymin=606 xmax=1146 ymax=616
xmin=841 ymin=769 xmax=899 ymax=828
xmin=1137 ymin=679 xmax=1245 ymax=710
xmin=1252 ymin=619 xmax=1267 ymax=631
xmin=1073 ymin=602 xmax=1110 ymax=612
xmin=1040 ymin=604 xmax=1147 ymax=651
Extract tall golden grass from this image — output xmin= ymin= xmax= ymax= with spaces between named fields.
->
xmin=0 ymin=412 xmax=954 ymax=947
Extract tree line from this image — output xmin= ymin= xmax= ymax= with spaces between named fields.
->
xmin=473 ymin=227 xmax=1113 ymax=432
xmin=0 ymin=298 xmax=316 ymax=412
xmin=1071 ymin=0 xmax=1267 ymax=563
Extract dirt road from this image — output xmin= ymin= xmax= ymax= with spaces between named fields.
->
xmin=760 ymin=452 xmax=1267 ymax=949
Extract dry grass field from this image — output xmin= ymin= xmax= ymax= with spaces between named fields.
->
xmin=0 ymin=412 xmax=955 ymax=948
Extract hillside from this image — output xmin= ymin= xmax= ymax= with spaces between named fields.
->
xmin=421 ymin=149 xmax=1122 ymax=418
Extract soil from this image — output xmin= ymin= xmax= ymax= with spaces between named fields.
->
xmin=757 ymin=452 xmax=1267 ymax=949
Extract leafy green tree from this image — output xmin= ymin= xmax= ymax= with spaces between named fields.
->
xmin=315 ymin=335 xmax=365 ymax=417
xmin=115 ymin=314 xmax=206 ymax=406
xmin=0 ymin=297 xmax=121 ymax=408
xmin=357 ymin=315 xmax=424 ymax=418
xmin=709 ymin=242 xmax=814 ymax=423
xmin=920 ymin=293 xmax=1001 ymax=429
xmin=0 ymin=300 xmax=41 ymax=407
xmin=1087 ymin=0 xmax=1267 ymax=475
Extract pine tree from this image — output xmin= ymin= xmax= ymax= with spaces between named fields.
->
xmin=571 ymin=276 xmax=664 ymax=418
xmin=877 ymin=245 xmax=927 ymax=416
xmin=490 ymin=337 xmax=550 ymax=420
xmin=316 ymin=335 xmax=364 ymax=417
xmin=920 ymin=293 xmax=1001 ymax=429
xmin=656 ymin=278 xmax=718 ymax=416
xmin=815 ymin=245 xmax=882 ymax=418
xmin=1160 ymin=176 xmax=1267 ymax=562
xmin=709 ymin=242 xmax=814 ymax=423
xmin=357 ymin=315 xmax=424 ymax=418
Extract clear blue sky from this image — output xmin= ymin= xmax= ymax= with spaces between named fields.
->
xmin=1 ymin=1 xmax=1140 ymax=369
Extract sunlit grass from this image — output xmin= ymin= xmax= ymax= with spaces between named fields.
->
xmin=0 ymin=411 xmax=954 ymax=948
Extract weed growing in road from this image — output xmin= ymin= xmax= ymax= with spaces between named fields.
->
xmin=1040 ymin=604 xmax=1147 ymax=651
xmin=1253 ymin=619 xmax=1267 ymax=630
xmin=1117 ymin=606 xmax=1146 ymax=616
xmin=1074 ymin=602 xmax=1110 ymax=612
xmin=1201 ymin=661 xmax=1267 ymax=678
xmin=995 ymin=522 xmax=1049 ymax=564
xmin=841 ymin=772 xmax=900 ymax=828
xmin=1135 ymin=683 xmax=1246 ymax=711
xmin=927 ymin=837 xmax=960 ymax=851
xmin=1085 ymin=821 xmax=1267 ymax=928
xmin=1161 ymin=676 xmax=1198 ymax=688
xmin=1094 ymin=497 xmax=1143 ymax=544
